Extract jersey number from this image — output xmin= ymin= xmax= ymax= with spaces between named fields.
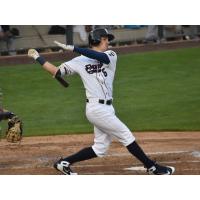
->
xmin=102 ymin=68 xmax=107 ymax=77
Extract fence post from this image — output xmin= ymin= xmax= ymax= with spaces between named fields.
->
xmin=65 ymin=25 xmax=74 ymax=45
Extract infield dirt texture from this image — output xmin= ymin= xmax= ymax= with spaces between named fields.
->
xmin=0 ymin=41 xmax=200 ymax=174
xmin=0 ymin=132 xmax=200 ymax=175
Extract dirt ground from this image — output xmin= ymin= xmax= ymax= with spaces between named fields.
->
xmin=0 ymin=132 xmax=200 ymax=175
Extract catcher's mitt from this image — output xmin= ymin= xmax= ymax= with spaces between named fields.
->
xmin=6 ymin=115 xmax=23 ymax=143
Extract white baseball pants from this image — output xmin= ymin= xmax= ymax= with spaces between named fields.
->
xmin=86 ymin=101 xmax=135 ymax=157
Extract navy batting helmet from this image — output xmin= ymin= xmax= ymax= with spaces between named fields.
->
xmin=88 ymin=28 xmax=115 ymax=47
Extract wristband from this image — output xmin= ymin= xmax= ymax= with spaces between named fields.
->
xmin=36 ymin=56 xmax=46 ymax=65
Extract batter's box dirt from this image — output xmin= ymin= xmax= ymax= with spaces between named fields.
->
xmin=0 ymin=132 xmax=199 ymax=175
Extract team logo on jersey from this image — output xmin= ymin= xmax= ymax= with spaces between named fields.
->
xmin=85 ymin=63 xmax=107 ymax=77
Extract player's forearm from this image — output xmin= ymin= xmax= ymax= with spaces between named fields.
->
xmin=42 ymin=62 xmax=58 ymax=76
xmin=73 ymin=46 xmax=110 ymax=64
xmin=34 ymin=56 xmax=58 ymax=76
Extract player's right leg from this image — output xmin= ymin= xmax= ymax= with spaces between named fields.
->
xmin=54 ymin=146 xmax=97 ymax=175
xmin=91 ymin=126 xmax=113 ymax=157
xmin=53 ymin=159 xmax=77 ymax=175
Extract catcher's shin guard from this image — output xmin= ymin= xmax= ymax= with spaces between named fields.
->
xmin=54 ymin=158 xmax=77 ymax=175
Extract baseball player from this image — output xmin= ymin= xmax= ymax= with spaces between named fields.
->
xmin=28 ymin=28 xmax=175 ymax=175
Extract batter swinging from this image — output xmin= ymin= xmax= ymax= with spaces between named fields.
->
xmin=28 ymin=28 xmax=175 ymax=175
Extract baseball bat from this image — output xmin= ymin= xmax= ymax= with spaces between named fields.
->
xmin=55 ymin=76 xmax=69 ymax=88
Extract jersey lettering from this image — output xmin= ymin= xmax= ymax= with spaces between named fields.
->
xmin=108 ymin=51 xmax=115 ymax=56
xmin=85 ymin=63 xmax=107 ymax=77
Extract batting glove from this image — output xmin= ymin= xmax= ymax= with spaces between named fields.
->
xmin=28 ymin=49 xmax=40 ymax=60
xmin=54 ymin=40 xmax=74 ymax=51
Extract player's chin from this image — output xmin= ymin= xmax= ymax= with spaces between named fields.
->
xmin=103 ymin=46 xmax=109 ymax=51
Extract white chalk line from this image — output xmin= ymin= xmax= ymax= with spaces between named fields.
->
xmin=0 ymin=150 xmax=199 ymax=171
xmin=191 ymin=151 xmax=200 ymax=158
xmin=107 ymin=150 xmax=190 ymax=157
xmin=0 ymin=150 xmax=189 ymax=161
xmin=124 ymin=166 xmax=145 ymax=171
xmin=124 ymin=160 xmax=200 ymax=171
xmin=124 ymin=151 xmax=200 ymax=172
xmin=75 ymin=160 xmax=200 ymax=169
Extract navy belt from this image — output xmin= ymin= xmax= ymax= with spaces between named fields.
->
xmin=86 ymin=99 xmax=112 ymax=105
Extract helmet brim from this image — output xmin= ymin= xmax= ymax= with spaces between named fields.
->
xmin=107 ymin=34 xmax=115 ymax=41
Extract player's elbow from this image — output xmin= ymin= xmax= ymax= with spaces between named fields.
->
xmin=54 ymin=69 xmax=62 ymax=78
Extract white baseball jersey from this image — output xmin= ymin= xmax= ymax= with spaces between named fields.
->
xmin=59 ymin=50 xmax=117 ymax=100
xmin=59 ymin=50 xmax=135 ymax=157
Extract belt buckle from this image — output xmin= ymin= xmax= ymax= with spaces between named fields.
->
xmin=97 ymin=99 xmax=112 ymax=105
xmin=106 ymin=100 xmax=112 ymax=105
xmin=99 ymin=99 xmax=105 ymax=104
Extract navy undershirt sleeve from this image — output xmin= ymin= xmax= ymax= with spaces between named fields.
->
xmin=0 ymin=112 xmax=13 ymax=121
xmin=73 ymin=46 xmax=110 ymax=64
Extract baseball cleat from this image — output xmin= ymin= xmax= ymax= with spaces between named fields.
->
xmin=28 ymin=49 xmax=40 ymax=60
xmin=54 ymin=158 xmax=77 ymax=175
xmin=147 ymin=163 xmax=175 ymax=175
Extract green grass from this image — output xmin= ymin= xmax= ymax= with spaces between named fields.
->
xmin=0 ymin=47 xmax=200 ymax=136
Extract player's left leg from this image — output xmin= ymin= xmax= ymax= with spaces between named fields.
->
xmin=54 ymin=126 xmax=112 ymax=175
xmin=126 ymin=141 xmax=175 ymax=175
xmin=86 ymin=104 xmax=175 ymax=175
xmin=109 ymin=116 xmax=175 ymax=174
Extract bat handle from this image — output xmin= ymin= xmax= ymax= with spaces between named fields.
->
xmin=55 ymin=76 xmax=69 ymax=87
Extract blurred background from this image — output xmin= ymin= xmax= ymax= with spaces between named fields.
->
xmin=0 ymin=25 xmax=200 ymax=56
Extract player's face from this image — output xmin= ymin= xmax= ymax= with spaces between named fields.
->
xmin=98 ymin=37 xmax=109 ymax=51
